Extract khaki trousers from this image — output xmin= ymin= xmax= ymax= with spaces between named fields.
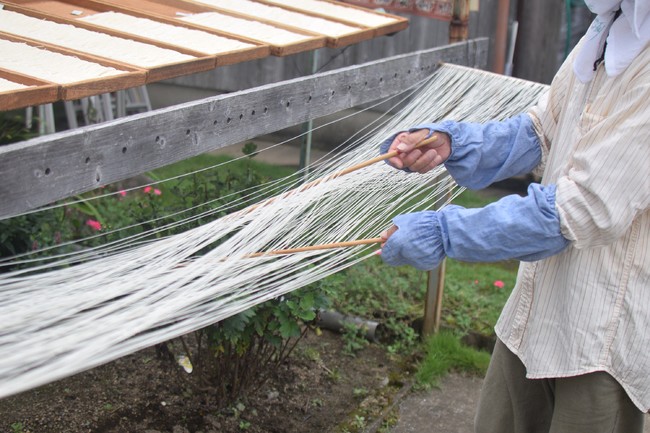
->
xmin=474 ymin=339 xmax=645 ymax=433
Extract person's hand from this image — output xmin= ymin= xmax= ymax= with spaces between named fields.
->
xmin=386 ymin=129 xmax=451 ymax=173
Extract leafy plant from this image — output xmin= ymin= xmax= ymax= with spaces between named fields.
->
xmin=442 ymin=259 xmax=516 ymax=336
xmin=180 ymin=287 xmax=330 ymax=403
xmin=0 ymin=112 xmax=36 ymax=145
xmin=10 ymin=422 xmax=25 ymax=433
xmin=341 ymin=321 xmax=370 ymax=357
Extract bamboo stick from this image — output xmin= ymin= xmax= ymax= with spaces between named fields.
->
xmin=310 ymin=133 xmax=439 ymax=182
xmin=247 ymin=237 xmax=383 ymax=258
xmin=243 ymin=134 xmax=439 ymax=257
xmin=240 ymin=133 xmax=439 ymax=214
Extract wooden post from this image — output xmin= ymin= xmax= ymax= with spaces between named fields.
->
xmin=422 ymin=180 xmax=452 ymax=337
xmin=449 ymin=0 xmax=470 ymax=43
xmin=492 ymin=0 xmax=510 ymax=74
xmin=513 ymin=0 xmax=564 ymax=84
xmin=423 ymin=259 xmax=447 ymax=337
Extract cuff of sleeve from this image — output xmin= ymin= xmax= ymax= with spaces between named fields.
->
xmin=381 ymin=211 xmax=446 ymax=270
xmin=409 ymin=120 xmax=458 ymax=156
xmin=379 ymin=132 xmax=400 ymax=155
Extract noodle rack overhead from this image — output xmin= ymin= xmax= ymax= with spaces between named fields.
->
xmin=0 ymin=0 xmax=407 ymax=110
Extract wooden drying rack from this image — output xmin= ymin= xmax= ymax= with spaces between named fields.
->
xmin=0 ymin=0 xmax=408 ymax=110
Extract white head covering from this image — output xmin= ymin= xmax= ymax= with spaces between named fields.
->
xmin=573 ymin=0 xmax=650 ymax=82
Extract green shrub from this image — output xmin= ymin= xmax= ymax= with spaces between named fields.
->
xmin=0 ymin=112 xmax=36 ymax=145
xmin=184 ymin=286 xmax=330 ymax=402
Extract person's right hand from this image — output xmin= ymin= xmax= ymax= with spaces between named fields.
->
xmin=386 ymin=129 xmax=451 ymax=173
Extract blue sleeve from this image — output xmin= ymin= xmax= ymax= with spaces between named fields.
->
xmin=381 ymin=183 xmax=570 ymax=270
xmin=380 ymin=114 xmax=543 ymax=189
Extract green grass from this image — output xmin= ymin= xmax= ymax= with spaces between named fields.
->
xmin=138 ymin=150 xmax=298 ymax=218
xmin=442 ymin=259 xmax=517 ymax=335
xmin=415 ymin=330 xmax=491 ymax=389
xmin=150 ymin=152 xmax=296 ymax=182
xmin=451 ymin=188 xmax=497 ymax=209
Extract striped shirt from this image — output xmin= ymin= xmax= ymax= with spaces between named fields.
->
xmin=496 ymin=40 xmax=650 ymax=411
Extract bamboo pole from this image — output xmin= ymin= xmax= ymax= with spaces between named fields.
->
xmin=247 ymin=238 xmax=383 ymax=258
xmin=290 ymin=134 xmax=439 ymax=192
xmin=243 ymin=134 xmax=440 ymax=257
xmin=237 ymin=134 xmax=439 ymax=215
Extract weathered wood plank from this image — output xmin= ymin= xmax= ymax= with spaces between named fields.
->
xmin=0 ymin=39 xmax=488 ymax=220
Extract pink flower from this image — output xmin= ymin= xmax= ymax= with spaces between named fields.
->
xmin=86 ymin=219 xmax=102 ymax=231
xmin=153 ymin=189 xmax=162 ymax=196
xmin=118 ymin=190 xmax=127 ymax=197
xmin=493 ymin=280 xmax=505 ymax=289
xmin=474 ymin=280 xmax=479 ymax=284
xmin=143 ymin=186 xmax=152 ymax=193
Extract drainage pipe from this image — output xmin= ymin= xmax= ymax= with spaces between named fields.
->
xmin=316 ymin=310 xmax=380 ymax=342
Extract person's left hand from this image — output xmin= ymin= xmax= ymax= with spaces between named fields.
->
xmin=386 ymin=129 xmax=451 ymax=173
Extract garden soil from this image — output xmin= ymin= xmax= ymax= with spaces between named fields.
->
xmin=3 ymin=329 xmax=648 ymax=433
xmin=0 ymin=329 xmax=420 ymax=433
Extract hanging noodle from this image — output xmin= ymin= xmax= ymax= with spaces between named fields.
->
xmin=0 ymin=64 xmax=548 ymax=398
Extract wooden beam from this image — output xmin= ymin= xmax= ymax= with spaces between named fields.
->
xmin=0 ymin=39 xmax=488 ymax=220
xmin=449 ymin=0 xmax=470 ymax=43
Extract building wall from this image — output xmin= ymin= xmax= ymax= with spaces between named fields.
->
xmin=514 ymin=0 xmax=592 ymax=84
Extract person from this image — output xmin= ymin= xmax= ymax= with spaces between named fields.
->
xmin=378 ymin=1 xmax=650 ymax=432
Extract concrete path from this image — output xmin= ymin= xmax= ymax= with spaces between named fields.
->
xmin=390 ymin=374 xmax=481 ymax=433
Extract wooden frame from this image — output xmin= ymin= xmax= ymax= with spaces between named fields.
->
xmin=0 ymin=39 xmax=488 ymax=220
xmin=68 ymin=0 xmax=328 ymax=57
xmin=2 ymin=0 xmax=271 ymax=64
xmin=181 ymin=0 xmax=374 ymax=48
xmin=0 ymin=32 xmax=147 ymax=101
xmin=0 ymin=68 xmax=59 ymax=111
xmin=255 ymin=0 xmax=409 ymax=37
xmin=0 ymin=2 xmax=218 ymax=77
xmin=0 ymin=0 xmax=410 ymax=109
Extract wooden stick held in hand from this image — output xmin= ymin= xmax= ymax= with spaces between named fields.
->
xmin=247 ymin=238 xmax=383 ymax=258
xmin=247 ymin=134 xmax=439 ymax=257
